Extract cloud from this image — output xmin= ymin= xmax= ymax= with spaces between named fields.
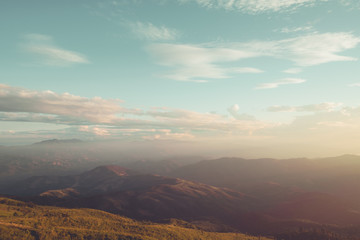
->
xmin=233 ymin=32 xmax=360 ymax=66
xmin=0 ymin=84 xmax=133 ymax=124
xmin=261 ymin=106 xmax=360 ymax=143
xmin=6 ymin=84 xmax=360 ymax=156
xmin=147 ymin=32 xmax=359 ymax=82
xmin=339 ymin=0 xmax=360 ymax=9
xmin=283 ymin=68 xmax=302 ymax=74
xmin=256 ymin=78 xmax=306 ymax=89
xmin=279 ymin=26 xmax=314 ymax=33
xmin=147 ymin=43 xmax=262 ymax=82
xmin=79 ymin=125 xmax=110 ymax=136
xmin=348 ymin=83 xmax=360 ymax=87
xmin=274 ymin=32 xmax=360 ymax=66
xmin=232 ymin=67 xmax=263 ymax=73
xmin=129 ymin=21 xmax=179 ymax=41
xmin=0 ymin=84 xmax=269 ymax=140
xmin=228 ymin=104 xmax=256 ymax=120
xmin=144 ymin=107 xmax=266 ymax=135
xmin=268 ymin=102 xmax=343 ymax=112
xmin=141 ymin=129 xmax=194 ymax=140
xmin=23 ymin=34 xmax=89 ymax=66
xmin=179 ymin=0 xmax=326 ymax=13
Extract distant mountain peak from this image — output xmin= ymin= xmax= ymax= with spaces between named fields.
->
xmin=83 ymin=165 xmax=135 ymax=177
xmin=33 ymin=139 xmax=83 ymax=145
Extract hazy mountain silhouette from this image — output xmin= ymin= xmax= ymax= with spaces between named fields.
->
xmin=170 ymin=156 xmax=360 ymax=226
xmin=32 ymin=138 xmax=83 ymax=145
xmin=0 ymin=140 xmax=201 ymax=183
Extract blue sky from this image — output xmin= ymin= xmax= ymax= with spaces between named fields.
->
xmin=1 ymin=0 xmax=360 ymax=157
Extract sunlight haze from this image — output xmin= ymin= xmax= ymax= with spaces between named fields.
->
xmin=1 ymin=0 xmax=360 ymax=157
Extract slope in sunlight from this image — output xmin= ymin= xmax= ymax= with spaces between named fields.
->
xmin=0 ymin=197 xmax=271 ymax=240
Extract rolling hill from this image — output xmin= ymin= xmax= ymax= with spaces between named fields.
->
xmin=0 ymin=197 xmax=271 ymax=240
xmin=2 ymin=166 xmax=270 ymax=233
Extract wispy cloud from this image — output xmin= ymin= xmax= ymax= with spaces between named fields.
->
xmin=147 ymin=32 xmax=359 ymax=82
xmin=129 ymin=21 xmax=179 ymax=41
xmin=279 ymin=26 xmax=314 ymax=33
xmin=256 ymin=78 xmax=306 ymax=89
xmin=283 ymin=68 xmax=302 ymax=74
xmin=23 ymin=34 xmax=89 ymax=66
xmin=234 ymin=32 xmax=360 ymax=66
xmin=274 ymin=32 xmax=360 ymax=66
xmin=147 ymin=43 xmax=262 ymax=82
xmin=339 ymin=0 xmax=360 ymax=9
xmin=179 ymin=0 xmax=326 ymax=13
xmin=268 ymin=102 xmax=343 ymax=112
xmin=348 ymin=83 xmax=360 ymax=87
xmin=232 ymin=67 xmax=263 ymax=73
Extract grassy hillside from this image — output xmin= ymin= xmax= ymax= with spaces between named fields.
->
xmin=0 ymin=197 xmax=271 ymax=240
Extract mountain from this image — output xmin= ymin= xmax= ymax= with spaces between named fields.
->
xmin=2 ymin=166 xmax=270 ymax=232
xmin=0 ymin=140 xmax=202 ymax=183
xmin=32 ymin=138 xmax=83 ymax=145
xmin=121 ymin=157 xmax=204 ymax=175
xmin=0 ymin=141 xmax=102 ymax=183
xmin=4 ymin=164 xmax=357 ymax=235
xmin=0 ymin=197 xmax=271 ymax=240
xmin=169 ymin=156 xmax=360 ymax=226
xmin=3 ymin=155 xmax=360 ymax=236
xmin=170 ymin=155 xmax=360 ymax=198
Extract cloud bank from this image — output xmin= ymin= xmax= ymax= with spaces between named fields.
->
xmin=0 ymin=85 xmax=267 ymax=140
xmin=3 ymin=84 xmax=360 ymax=157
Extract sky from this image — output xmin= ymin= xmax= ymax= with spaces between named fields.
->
xmin=1 ymin=0 xmax=360 ymax=157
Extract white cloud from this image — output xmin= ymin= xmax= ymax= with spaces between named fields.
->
xmin=232 ymin=67 xmax=263 ymax=73
xmin=79 ymin=125 xmax=110 ymax=136
xmin=234 ymin=32 xmax=360 ymax=66
xmin=0 ymin=84 xmax=132 ymax=124
xmin=256 ymin=78 xmax=306 ymax=89
xmin=23 ymin=34 xmax=89 ymax=66
xmin=279 ymin=26 xmax=314 ymax=33
xmin=142 ymin=129 xmax=194 ymax=140
xmin=147 ymin=32 xmax=359 ymax=82
xmin=147 ymin=43 xmax=262 ymax=81
xmin=228 ymin=104 xmax=256 ymax=120
xmin=283 ymin=68 xmax=302 ymax=74
xmin=348 ymin=83 xmax=360 ymax=87
xmin=179 ymin=0 xmax=326 ymax=13
xmin=268 ymin=102 xmax=343 ymax=112
xmin=275 ymin=32 xmax=360 ymax=66
xmin=129 ymin=21 xmax=179 ymax=41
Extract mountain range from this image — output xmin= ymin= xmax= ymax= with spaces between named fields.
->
xmin=1 ymin=140 xmax=360 ymax=238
